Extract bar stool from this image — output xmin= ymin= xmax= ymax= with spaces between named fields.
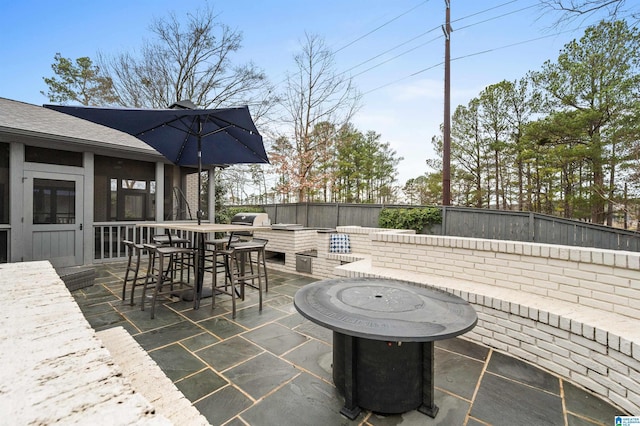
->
xmin=121 ymin=240 xmax=146 ymax=305
xmin=204 ymin=234 xmax=239 ymax=282
xmin=204 ymin=234 xmax=239 ymax=251
xmin=153 ymin=233 xmax=192 ymax=282
xmin=213 ymin=238 xmax=268 ymax=318
xmin=230 ymin=238 xmax=269 ymax=296
xmin=210 ymin=247 xmax=236 ymax=317
xmin=141 ymin=243 xmax=195 ymax=319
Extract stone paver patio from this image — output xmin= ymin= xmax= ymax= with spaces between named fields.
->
xmin=73 ymin=261 xmax=627 ymax=425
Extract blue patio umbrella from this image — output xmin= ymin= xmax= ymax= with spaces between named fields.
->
xmin=46 ymin=102 xmax=268 ymax=224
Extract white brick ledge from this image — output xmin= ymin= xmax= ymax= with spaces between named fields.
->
xmin=327 ymin=252 xmax=370 ymax=263
xmin=0 ymin=261 xmax=171 ymax=425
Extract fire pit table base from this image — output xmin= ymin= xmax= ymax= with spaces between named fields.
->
xmin=293 ymin=278 xmax=477 ymax=420
xmin=333 ymin=332 xmax=438 ymax=418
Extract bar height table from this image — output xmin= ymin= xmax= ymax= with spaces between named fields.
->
xmin=138 ymin=222 xmax=270 ymax=309
xmin=294 ymin=277 xmax=478 ymax=419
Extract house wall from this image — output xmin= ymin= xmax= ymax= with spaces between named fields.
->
xmin=9 ymin=142 xmax=24 ymax=263
xmin=0 ymin=143 xmax=8 ymax=225
xmin=185 ymin=171 xmax=199 ymax=220
xmin=5 ymin=141 xmax=171 ymax=266
xmin=83 ymin=152 xmax=94 ymax=265
xmin=155 ymin=162 xmax=164 ymax=222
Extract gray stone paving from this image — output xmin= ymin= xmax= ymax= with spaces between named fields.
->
xmin=75 ymin=261 xmax=628 ymax=425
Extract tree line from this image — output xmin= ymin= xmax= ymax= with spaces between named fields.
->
xmin=411 ymin=20 xmax=640 ymax=226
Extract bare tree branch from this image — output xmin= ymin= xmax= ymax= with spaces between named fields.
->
xmin=539 ymin=0 xmax=638 ymax=26
xmin=275 ymin=33 xmax=362 ymax=201
xmin=99 ymin=5 xmax=277 ymax=118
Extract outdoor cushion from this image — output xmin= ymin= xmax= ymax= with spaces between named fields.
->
xmin=329 ymin=233 xmax=351 ymax=254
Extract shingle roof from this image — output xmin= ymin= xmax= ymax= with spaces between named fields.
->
xmin=0 ymin=97 xmax=165 ymax=160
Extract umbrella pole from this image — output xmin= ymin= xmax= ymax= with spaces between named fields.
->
xmin=197 ymin=118 xmax=203 ymax=225
xmin=195 ymin=117 xmax=204 ymax=309
xmin=210 ymin=166 xmax=216 ymax=224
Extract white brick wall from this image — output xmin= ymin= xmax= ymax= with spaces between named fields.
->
xmin=252 ymin=226 xmax=409 ymax=278
xmin=323 ymin=228 xmax=640 ymax=415
xmin=425 ymin=276 xmax=638 ymax=413
xmin=370 ymin=233 xmax=640 ymax=322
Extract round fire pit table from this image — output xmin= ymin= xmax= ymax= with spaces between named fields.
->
xmin=294 ymin=277 xmax=478 ymax=419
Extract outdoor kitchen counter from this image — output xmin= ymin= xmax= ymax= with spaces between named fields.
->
xmin=252 ymin=226 xmax=330 ymax=273
xmin=294 ymin=277 xmax=478 ymax=419
xmin=0 ymin=261 xmax=168 ymax=424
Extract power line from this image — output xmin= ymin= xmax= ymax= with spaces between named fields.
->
xmin=270 ymin=1 xmax=432 ymax=90
xmin=451 ymin=0 xmax=521 ymax=24
xmin=273 ymin=1 xmax=547 ymax=98
xmin=449 ymin=28 xmax=578 ymax=62
xmin=362 ymin=24 xmax=586 ymax=96
xmin=336 ymin=1 xmax=538 ymax=83
xmin=339 ymin=0 xmax=530 ymax=64
xmin=334 ymin=0 xmax=431 ymax=54
xmin=364 ymin=1 xmax=636 ymax=86
xmin=363 ymin=62 xmax=442 ymax=95
xmin=350 ymin=34 xmax=442 ymax=79
xmin=274 ymin=1 xmax=535 ymax=91
xmin=358 ymin=5 xmax=637 ymax=98
xmin=340 ymin=26 xmax=441 ymax=76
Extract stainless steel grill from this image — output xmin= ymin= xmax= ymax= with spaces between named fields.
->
xmin=230 ymin=212 xmax=269 ymax=227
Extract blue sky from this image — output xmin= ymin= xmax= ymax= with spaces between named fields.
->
xmin=0 ymin=0 xmax=612 ymax=184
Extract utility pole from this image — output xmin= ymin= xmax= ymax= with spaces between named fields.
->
xmin=442 ymin=0 xmax=452 ymax=205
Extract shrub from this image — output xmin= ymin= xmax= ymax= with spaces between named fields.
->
xmin=378 ymin=207 xmax=442 ymax=233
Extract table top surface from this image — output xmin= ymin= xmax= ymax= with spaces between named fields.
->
xmin=137 ymin=222 xmax=271 ymax=233
xmin=294 ymin=278 xmax=478 ymax=342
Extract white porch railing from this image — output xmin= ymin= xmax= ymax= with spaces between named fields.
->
xmin=93 ymin=221 xmax=197 ymax=262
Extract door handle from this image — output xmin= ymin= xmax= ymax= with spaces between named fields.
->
xmin=80 ymin=223 xmax=83 ymax=230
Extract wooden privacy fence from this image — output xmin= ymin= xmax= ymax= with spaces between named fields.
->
xmin=257 ymin=203 xmax=640 ymax=252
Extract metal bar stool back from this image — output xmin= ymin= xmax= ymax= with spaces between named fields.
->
xmin=210 ymin=247 xmax=236 ymax=317
xmin=141 ymin=243 xmax=195 ymax=319
xmin=122 ymin=240 xmax=146 ymax=305
xmin=229 ymin=238 xmax=269 ymax=295
xmin=204 ymin=234 xmax=239 ymax=285
xmin=217 ymin=238 xmax=268 ymax=317
xmin=152 ymin=232 xmax=193 ymax=283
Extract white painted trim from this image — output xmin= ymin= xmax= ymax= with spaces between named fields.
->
xmin=83 ymin=152 xmax=94 ymax=265
xmin=9 ymin=142 xmax=24 ymax=262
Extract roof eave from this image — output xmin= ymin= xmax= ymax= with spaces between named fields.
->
xmin=0 ymin=126 xmax=170 ymax=162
